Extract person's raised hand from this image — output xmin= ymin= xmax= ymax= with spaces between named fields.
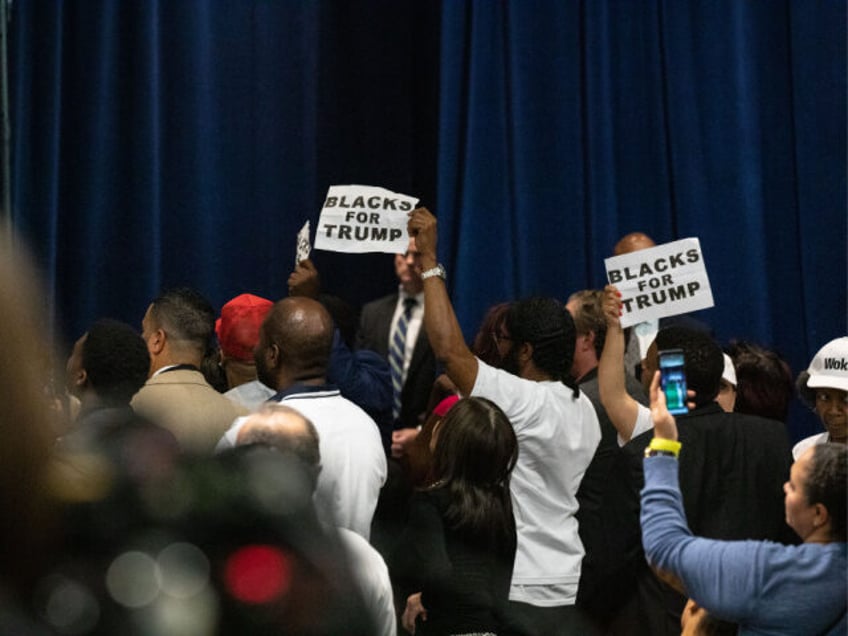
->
xmin=602 ymin=284 xmax=623 ymax=328
xmin=649 ymin=370 xmax=679 ymax=441
xmin=407 ymin=208 xmax=438 ymax=267
xmin=288 ymin=258 xmax=321 ymax=299
xmin=391 ymin=428 xmax=420 ymax=459
xmin=401 ymin=592 xmax=427 ymax=634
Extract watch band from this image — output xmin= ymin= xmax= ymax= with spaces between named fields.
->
xmin=421 ymin=264 xmax=446 ymax=281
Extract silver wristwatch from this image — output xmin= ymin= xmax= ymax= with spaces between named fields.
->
xmin=421 ymin=264 xmax=447 ymax=281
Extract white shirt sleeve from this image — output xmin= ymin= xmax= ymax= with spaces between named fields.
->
xmin=215 ymin=416 xmax=247 ymax=453
xmin=618 ymin=403 xmax=653 ymax=447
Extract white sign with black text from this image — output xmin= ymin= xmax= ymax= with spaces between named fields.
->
xmin=295 ymin=220 xmax=311 ymax=266
xmin=313 ymin=185 xmax=418 ymax=255
xmin=604 ymin=238 xmax=714 ymax=328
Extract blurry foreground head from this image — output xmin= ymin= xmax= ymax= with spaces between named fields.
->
xmin=40 ymin=447 xmax=375 ymax=635
xmin=236 ymin=404 xmax=322 ymax=492
xmin=0 ymin=237 xmax=59 ymax=594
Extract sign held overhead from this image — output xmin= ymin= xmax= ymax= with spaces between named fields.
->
xmin=314 ymin=185 xmax=419 ymax=255
xmin=604 ymin=238 xmax=714 ymax=328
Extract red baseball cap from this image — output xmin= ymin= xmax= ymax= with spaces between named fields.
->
xmin=215 ymin=294 xmax=274 ymax=362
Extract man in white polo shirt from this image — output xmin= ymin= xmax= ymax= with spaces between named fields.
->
xmin=216 ymin=297 xmax=386 ymax=540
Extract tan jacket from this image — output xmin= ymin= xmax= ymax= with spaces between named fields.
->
xmin=131 ymin=369 xmax=248 ymax=455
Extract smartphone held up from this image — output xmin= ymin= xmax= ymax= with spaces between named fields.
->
xmin=659 ymin=349 xmax=688 ymax=415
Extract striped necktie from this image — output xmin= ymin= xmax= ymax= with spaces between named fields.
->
xmin=389 ymin=297 xmax=416 ymax=421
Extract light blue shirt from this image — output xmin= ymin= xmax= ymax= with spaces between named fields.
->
xmin=641 ymin=455 xmax=847 ymax=635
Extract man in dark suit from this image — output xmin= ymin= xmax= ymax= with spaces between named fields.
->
xmin=598 ymin=296 xmax=795 ymax=635
xmin=356 ymin=238 xmax=437 ymax=455
xmin=357 ymin=238 xmax=437 ymax=561
xmin=566 ymin=289 xmax=649 ymax=631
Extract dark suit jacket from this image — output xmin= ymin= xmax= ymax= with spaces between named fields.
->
xmin=620 ymin=403 xmax=796 ymax=635
xmin=576 ymin=368 xmax=649 ymax=619
xmin=356 ymin=293 xmax=436 ymax=430
xmin=626 ymin=403 xmax=794 ymax=542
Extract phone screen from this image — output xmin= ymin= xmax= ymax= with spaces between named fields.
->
xmin=659 ymin=349 xmax=688 ymax=415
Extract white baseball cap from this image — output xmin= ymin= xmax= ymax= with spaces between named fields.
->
xmin=721 ymin=353 xmax=737 ymax=387
xmin=806 ymin=336 xmax=848 ymax=392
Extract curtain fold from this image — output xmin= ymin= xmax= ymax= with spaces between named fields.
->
xmin=10 ymin=1 xmax=845 ymax=442
xmin=433 ymin=0 xmax=844 ymax=439
xmin=12 ymin=0 xmax=440 ymax=341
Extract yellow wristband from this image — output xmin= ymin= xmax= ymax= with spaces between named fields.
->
xmin=648 ymin=437 xmax=682 ymax=457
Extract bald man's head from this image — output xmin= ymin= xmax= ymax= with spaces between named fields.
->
xmin=254 ymin=297 xmax=334 ymax=387
xmin=613 ymin=232 xmax=656 ymax=256
xmin=237 ymin=404 xmax=321 ymax=490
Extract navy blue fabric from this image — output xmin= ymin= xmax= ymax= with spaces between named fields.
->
xmin=9 ymin=1 xmax=845 ymax=442
xmin=10 ymin=1 xmax=439 ymax=335
xmin=435 ymin=1 xmax=845 ymax=441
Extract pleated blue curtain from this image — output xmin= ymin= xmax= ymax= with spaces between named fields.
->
xmin=435 ymin=1 xmax=845 ymax=381
xmin=10 ymin=1 xmax=845 ymax=440
xmin=11 ymin=1 xmax=439 ymax=341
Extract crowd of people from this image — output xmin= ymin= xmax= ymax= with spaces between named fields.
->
xmin=0 ymin=209 xmax=845 ymax=636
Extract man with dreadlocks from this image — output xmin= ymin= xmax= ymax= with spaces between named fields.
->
xmin=408 ymin=208 xmax=601 ymax=636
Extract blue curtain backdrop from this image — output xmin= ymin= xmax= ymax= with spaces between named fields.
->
xmin=10 ymin=1 xmax=846 ymax=441
xmin=11 ymin=0 xmax=441 ymax=337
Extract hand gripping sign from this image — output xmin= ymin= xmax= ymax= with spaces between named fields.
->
xmin=313 ymin=185 xmax=419 ymax=255
xmin=604 ymin=238 xmax=714 ymax=328
xmin=295 ymin=221 xmax=311 ymax=266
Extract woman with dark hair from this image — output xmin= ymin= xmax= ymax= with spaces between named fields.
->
xmin=404 ymin=395 xmax=460 ymax=488
xmin=725 ymin=340 xmax=794 ymax=422
xmin=642 ymin=371 xmax=847 ymax=635
xmin=473 ymin=302 xmax=512 ymax=368
xmin=391 ymin=397 xmax=519 ymax=635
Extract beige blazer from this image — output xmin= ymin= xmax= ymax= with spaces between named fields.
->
xmin=131 ymin=369 xmax=248 ymax=455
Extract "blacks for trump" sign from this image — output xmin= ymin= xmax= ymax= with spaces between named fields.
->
xmin=604 ymin=238 xmax=714 ymax=328
xmin=314 ymin=185 xmax=418 ymax=254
